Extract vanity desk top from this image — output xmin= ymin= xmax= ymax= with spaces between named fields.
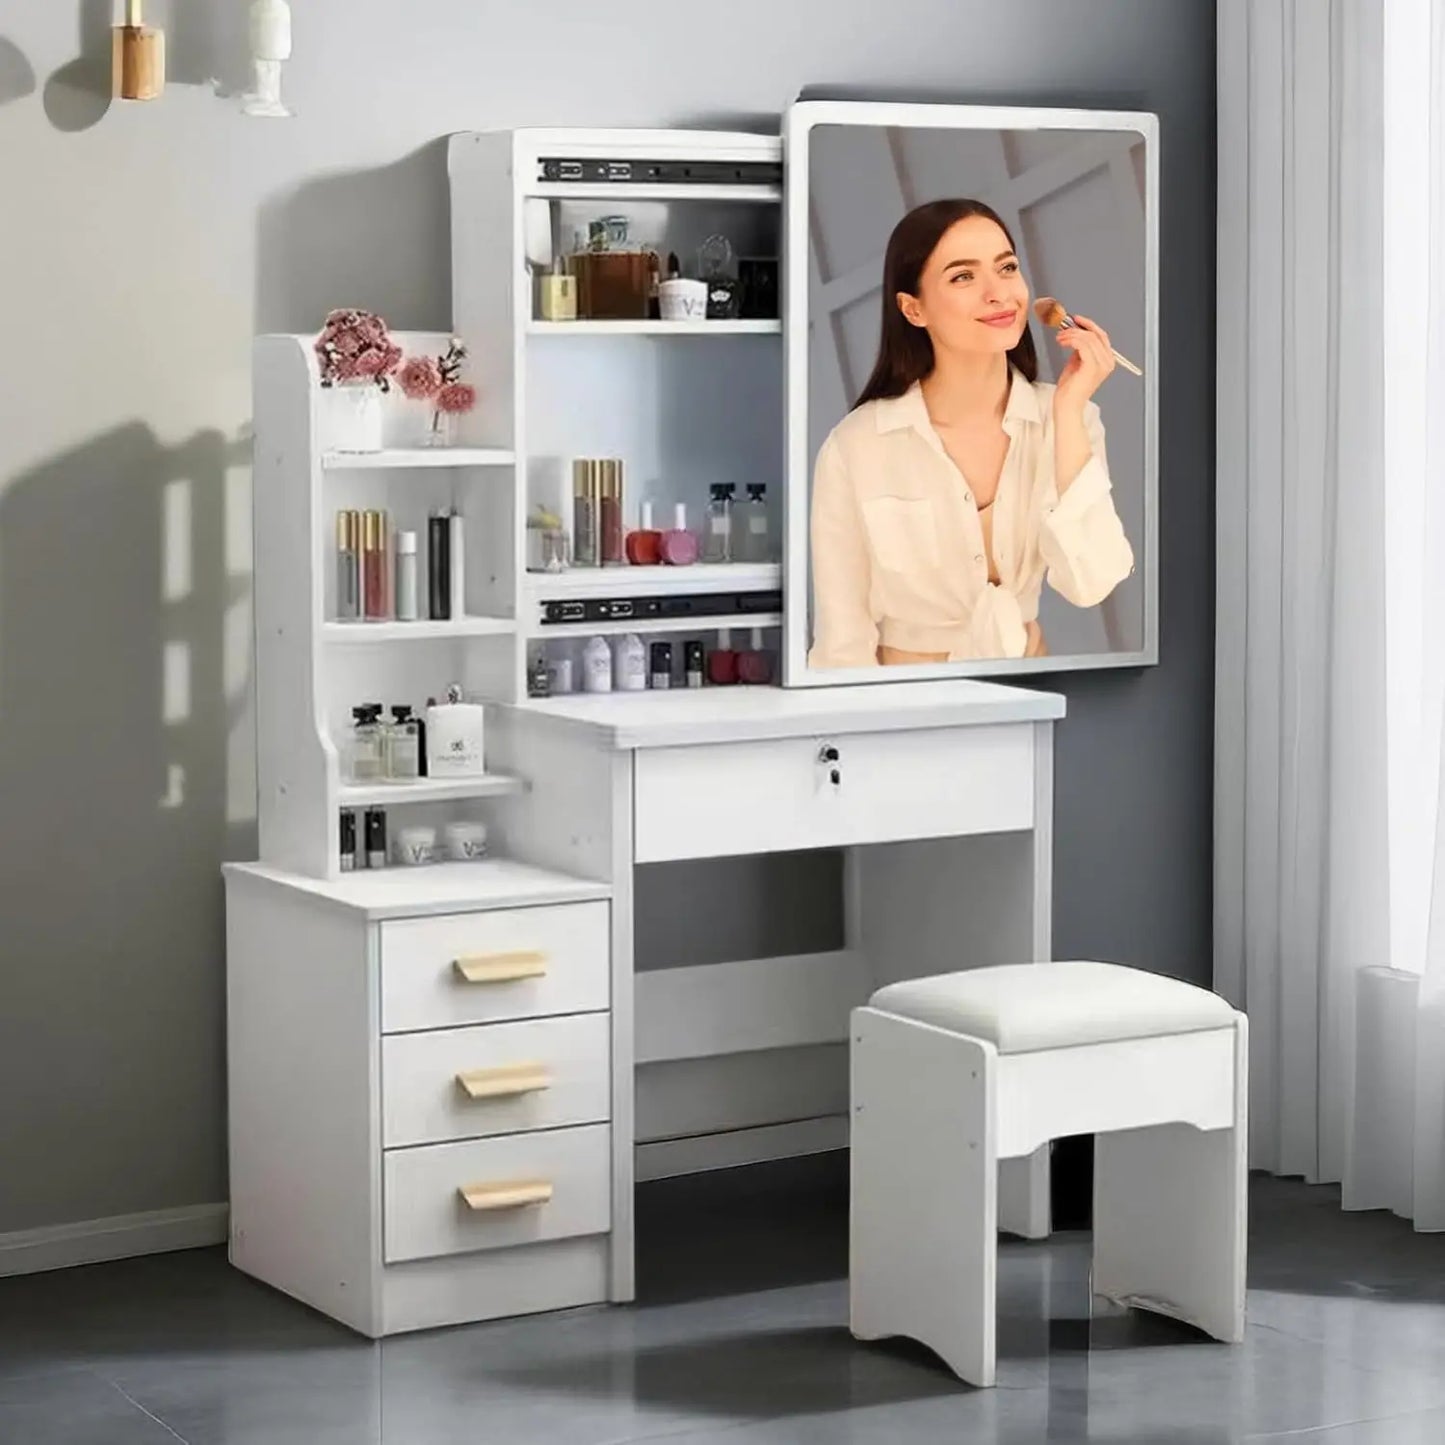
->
xmin=503 ymin=678 xmax=1066 ymax=750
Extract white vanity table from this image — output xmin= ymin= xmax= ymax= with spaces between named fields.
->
xmin=225 ymin=679 xmax=1064 ymax=1336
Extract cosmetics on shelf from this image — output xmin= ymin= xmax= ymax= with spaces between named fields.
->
xmin=426 ymin=684 xmax=487 ymax=776
xmin=734 ymin=483 xmax=772 ymax=562
xmin=333 ymin=507 xmax=468 ymax=623
xmin=527 ymin=625 xmax=777 ymax=697
xmin=338 ymin=807 xmax=490 ymax=870
xmin=702 ymin=483 xmax=735 ymax=564
xmin=625 ymin=501 xmax=662 ymax=565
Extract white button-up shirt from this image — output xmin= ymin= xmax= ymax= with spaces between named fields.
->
xmin=807 ymin=370 xmax=1135 ymax=666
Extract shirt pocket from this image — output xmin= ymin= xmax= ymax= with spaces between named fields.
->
xmin=861 ymin=496 xmax=942 ymax=574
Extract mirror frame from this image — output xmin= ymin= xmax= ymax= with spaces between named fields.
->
xmin=781 ymin=99 xmax=1160 ymax=688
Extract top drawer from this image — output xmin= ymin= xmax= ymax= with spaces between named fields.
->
xmin=633 ymin=724 xmax=1034 ymax=863
xmin=381 ymin=901 xmax=610 ymax=1034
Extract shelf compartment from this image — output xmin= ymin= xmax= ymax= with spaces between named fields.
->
xmin=323 ymin=617 xmax=516 ymax=644
xmin=526 ymin=183 xmax=780 ymax=203
xmin=527 ymin=319 xmax=779 ymax=337
xmin=527 ymin=563 xmax=780 ymax=601
xmin=531 ymin=613 xmax=781 ymax=640
xmin=322 ymin=448 xmax=515 ymax=470
xmin=339 ymin=775 xmax=528 ymax=808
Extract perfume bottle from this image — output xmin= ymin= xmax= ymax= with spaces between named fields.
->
xmin=573 ymin=459 xmax=600 ymax=567
xmin=614 ymin=633 xmax=646 ymax=691
xmin=528 ymin=647 xmax=551 ymax=698
xmin=348 ymin=705 xmax=384 ymax=781
xmin=339 ymin=810 xmax=357 ymax=872
xmin=582 ymin=636 xmax=613 ymax=693
xmin=426 ymin=684 xmax=487 ymax=776
xmin=600 ymin=459 xmax=625 ymax=566
xmin=661 ymin=503 xmax=698 ymax=566
xmin=702 ymin=483 xmax=735 ymax=564
xmin=734 ymin=483 xmax=771 ymax=563
xmin=336 ymin=510 xmax=360 ymax=620
xmin=362 ymin=511 xmax=389 ymax=620
xmin=387 ymin=705 xmax=420 ymax=780
xmin=649 ymin=641 xmax=673 ymax=690
xmin=685 ymin=639 xmax=705 ymax=688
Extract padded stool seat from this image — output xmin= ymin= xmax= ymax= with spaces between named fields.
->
xmin=850 ymin=960 xmax=1248 ymax=1387
xmin=868 ymin=960 xmax=1239 ymax=1054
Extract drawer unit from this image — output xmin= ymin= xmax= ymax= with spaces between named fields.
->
xmin=381 ymin=900 xmax=610 ymax=1033
xmin=633 ymin=724 xmax=1035 ymax=862
xmin=383 ymin=1123 xmax=612 ymax=1264
xmin=382 ymin=1013 xmax=611 ymax=1148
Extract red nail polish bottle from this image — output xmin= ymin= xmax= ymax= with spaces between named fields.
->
xmin=707 ymin=627 xmax=739 ymax=685
xmin=625 ymin=500 xmax=663 ymax=566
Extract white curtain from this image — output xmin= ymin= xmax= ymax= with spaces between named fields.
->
xmin=1215 ymin=0 xmax=1445 ymax=1227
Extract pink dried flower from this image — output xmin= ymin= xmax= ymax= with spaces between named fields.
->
xmin=398 ymin=356 xmax=442 ymax=400
xmin=314 ymin=309 xmax=402 ymax=390
xmin=436 ymin=382 xmax=477 ymax=415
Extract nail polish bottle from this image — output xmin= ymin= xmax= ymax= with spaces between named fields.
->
xmin=738 ymin=626 xmax=775 ymax=685
xmin=708 ymin=628 xmax=739 ymax=685
xmin=339 ymin=810 xmax=357 ymax=872
xmin=649 ymin=641 xmax=673 ymax=689
xmin=625 ymin=500 xmax=663 ymax=566
xmin=661 ymin=503 xmax=698 ymax=566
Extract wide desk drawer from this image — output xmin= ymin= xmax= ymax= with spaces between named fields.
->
xmin=633 ymin=724 xmax=1034 ymax=863
xmin=383 ymin=1124 xmax=611 ymax=1264
xmin=382 ymin=1013 xmax=611 ymax=1148
xmin=380 ymin=901 xmax=610 ymax=1034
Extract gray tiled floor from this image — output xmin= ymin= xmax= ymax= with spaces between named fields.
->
xmin=2 ymin=1164 xmax=1444 ymax=1443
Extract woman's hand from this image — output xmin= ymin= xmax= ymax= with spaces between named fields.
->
xmin=1053 ymin=314 xmax=1116 ymax=412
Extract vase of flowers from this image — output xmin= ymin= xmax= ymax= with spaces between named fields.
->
xmin=398 ymin=337 xmax=477 ymax=447
xmin=313 ymin=308 xmax=402 ymax=452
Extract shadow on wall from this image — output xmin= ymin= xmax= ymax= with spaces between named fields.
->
xmin=255 ymin=141 xmax=454 ymax=334
xmin=43 ymin=0 xmax=110 ymax=131
xmin=0 ymin=36 xmax=36 ymax=105
xmin=0 ymin=425 xmax=256 ymax=1229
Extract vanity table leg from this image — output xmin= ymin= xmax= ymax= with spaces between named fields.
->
xmin=608 ymin=751 xmax=637 ymax=1302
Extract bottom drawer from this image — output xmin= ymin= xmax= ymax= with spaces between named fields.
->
xmin=383 ymin=1124 xmax=611 ymax=1264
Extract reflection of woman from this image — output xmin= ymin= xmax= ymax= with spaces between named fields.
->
xmin=808 ymin=199 xmax=1135 ymax=668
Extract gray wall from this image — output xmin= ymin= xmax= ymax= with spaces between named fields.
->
xmin=0 ymin=0 xmax=1215 ymax=1235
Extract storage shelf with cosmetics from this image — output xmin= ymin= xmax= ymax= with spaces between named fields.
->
xmin=449 ymin=127 xmax=786 ymax=702
xmin=252 ymin=330 xmax=530 ymax=880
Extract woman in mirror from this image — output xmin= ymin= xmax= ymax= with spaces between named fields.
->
xmin=808 ymin=198 xmax=1134 ymax=668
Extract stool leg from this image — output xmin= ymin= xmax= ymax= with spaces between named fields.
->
xmin=1091 ymin=1019 xmax=1248 ymax=1343
xmin=999 ymin=1147 xmax=1051 ymax=1240
xmin=850 ymin=1007 xmax=998 ymax=1387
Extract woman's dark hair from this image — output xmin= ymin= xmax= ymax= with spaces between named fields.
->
xmin=853 ymin=198 xmax=1037 ymax=408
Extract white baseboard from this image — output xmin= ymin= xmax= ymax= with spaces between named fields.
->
xmin=635 ymin=1116 xmax=849 ymax=1181
xmin=0 ymin=1203 xmax=229 ymax=1278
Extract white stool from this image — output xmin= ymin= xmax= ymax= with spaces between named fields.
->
xmin=849 ymin=961 xmax=1248 ymax=1387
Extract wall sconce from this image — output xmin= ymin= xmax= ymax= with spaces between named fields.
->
xmin=113 ymin=0 xmax=165 ymax=101
xmin=243 ymin=0 xmax=293 ymax=118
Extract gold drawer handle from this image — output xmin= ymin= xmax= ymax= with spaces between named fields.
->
xmin=456 ymin=1063 xmax=552 ymax=1100
xmin=458 ymin=1177 xmax=554 ymax=1212
xmin=453 ymin=950 xmax=548 ymax=985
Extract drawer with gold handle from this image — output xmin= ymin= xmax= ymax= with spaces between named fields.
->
xmin=381 ymin=901 xmax=609 ymax=1033
xmin=383 ymin=1124 xmax=611 ymax=1263
xmin=458 ymin=1177 xmax=554 ymax=1212
xmin=382 ymin=1013 xmax=609 ymax=1148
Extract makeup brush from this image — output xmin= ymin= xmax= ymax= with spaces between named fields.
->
xmin=1033 ymin=297 xmax=1142 ymax=377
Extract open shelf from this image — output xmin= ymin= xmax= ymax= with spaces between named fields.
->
xmin=323 ymin=617 xmax=516 ymax=644
xmin=338 ymin=774 xmax=527 ymax=808
xmin=322 ymin=448 xmax=515 ymax=470
xmin=533 ymin=613 xmax=782 ymax=640
xmin=527 ymin=563 xmax=780 ymax=600
xmin=526 ymin=183 xmax=781 ymax=203
xmin=527 ymin=319 xmax=779 ymax=337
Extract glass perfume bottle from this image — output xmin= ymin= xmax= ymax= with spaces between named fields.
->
xmin=702 ymin=483 xmax=735 ymax=564
xmin=348 ymin=705 xmax=384 ymax=781
xmin=387 ymin=705 xmax=420 ymax=780
xmin=734 ymin=483 xmax=771 ymax=563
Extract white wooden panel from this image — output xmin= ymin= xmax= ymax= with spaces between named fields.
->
xmin=380 ymin=901 xmax=609 ymax=1033
xmin=851 ymin=1006 xmax=997 ymax=1387
xmin=383 ymin=1124 xmax=611 ymax=1264
xmin=382 ymin=1014 xmax=610 ymax=1148
xmin=635 ymin=952 xmax=870 ymax=1063
xmin=994 ymin=1028 xmax=1239 ymax=1160
xmin=380 ymin=1237 xmax=609 ymax=1336
xmin=634 ymin=724 xmax=1033 ymax=862
xmin=635 ymin=1046 xmax=848 ymax=1144
xmin=636 ymin=1117 xmax=847 ymax=1181
xmin=225 ymin=875 xmax=381 ymax=1335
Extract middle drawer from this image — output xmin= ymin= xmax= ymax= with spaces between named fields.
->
xmin=382 ymin=1013 xmax=611 ymax=1149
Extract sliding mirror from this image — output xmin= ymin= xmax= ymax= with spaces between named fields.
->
xmin=783 ymin=101 xmax=1157 ymax=685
